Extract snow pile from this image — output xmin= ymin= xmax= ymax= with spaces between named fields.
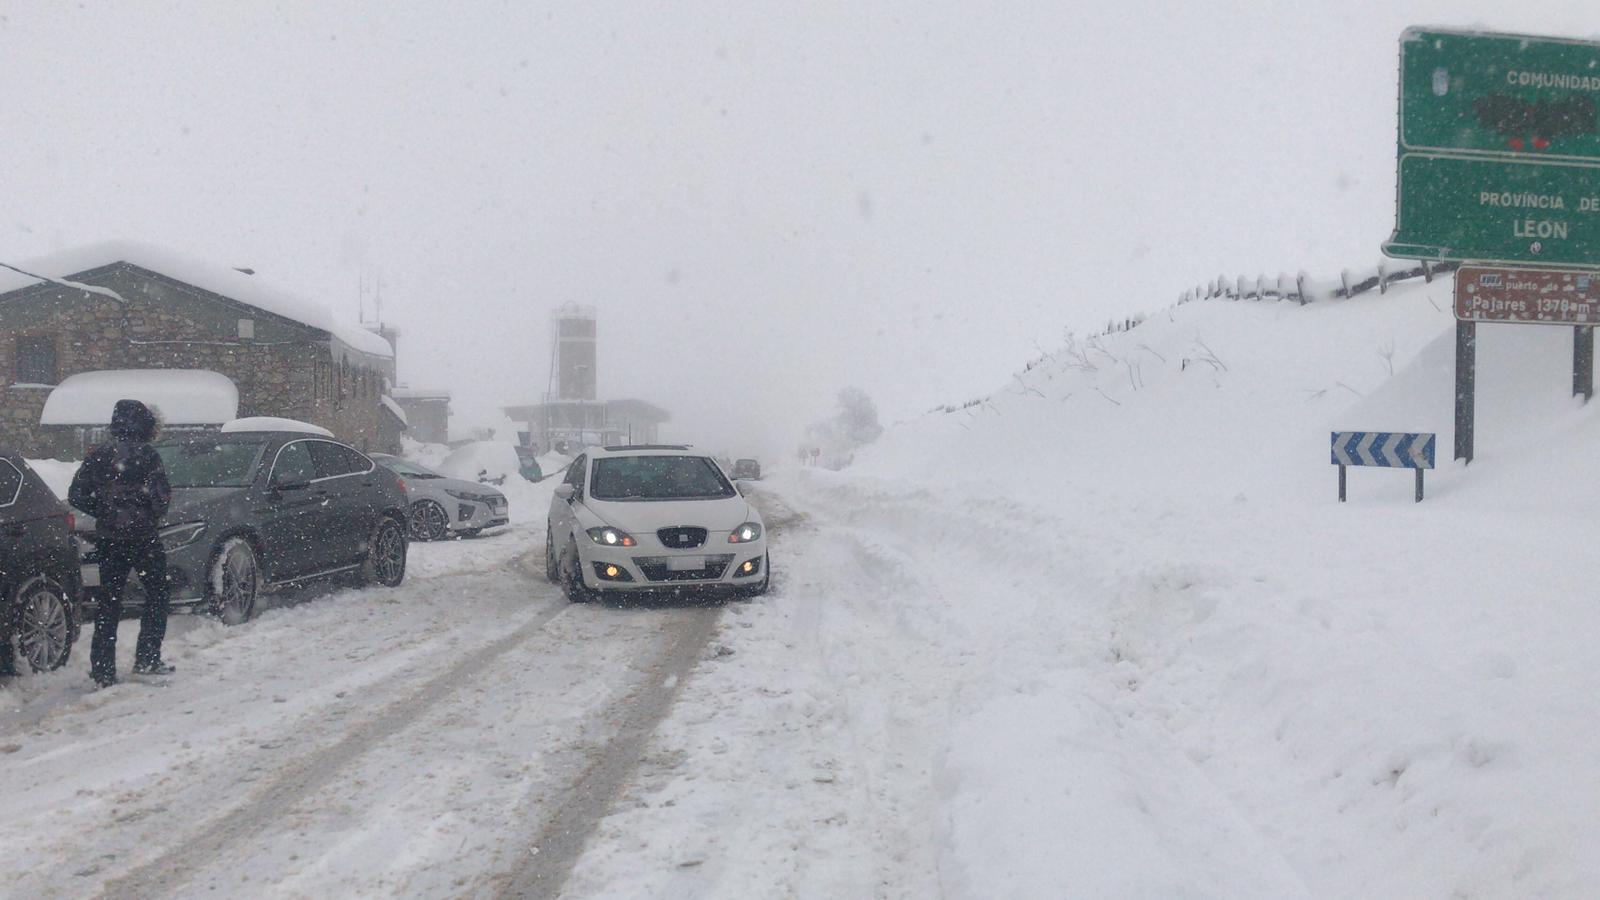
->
xmin=39 ymin=369 xmax=239 ymax=426
xmin=221 ymin=417 xmax=333 ymax=437
xmin=438 ymin=440 xmax=522 ymax=484
xmin=26 ymin=458 xmax=80 ymax=500
xmin=568 ymin=276 xmax=1600 ymax=898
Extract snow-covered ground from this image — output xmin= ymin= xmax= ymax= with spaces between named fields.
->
xmin=561 ymin=278 xmax=1600 ymax=898
xmin=8 ymin=276 xmax=1600 ymax=897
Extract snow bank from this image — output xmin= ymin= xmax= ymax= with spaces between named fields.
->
xmin=573 ymin=278 xmax=1600 ymax=898
xmin=39 ymin=369 xmax=238 ymax=426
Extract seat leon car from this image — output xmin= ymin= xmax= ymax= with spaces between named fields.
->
xmin=369 ymin=453 xmax=509 ymax=541
xmin=0 ymin=451 xmax=80 ymax=673
xmin=546 ymin=445 xmax=769 ymax=602
xmin=76 ymin=421 xmax=410 ymax=625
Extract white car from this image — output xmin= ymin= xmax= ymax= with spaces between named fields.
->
xmin=545 ymin=445 xmax=769 ymax=601
xmin=370 ymin=453 xmax=509 ymax=541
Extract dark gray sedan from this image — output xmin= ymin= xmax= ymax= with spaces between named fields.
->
xmin=77 ymin=427 xmax=410 ymax=625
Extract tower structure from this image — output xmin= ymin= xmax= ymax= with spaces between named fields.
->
xmin=554 ymin=304 xmax=597 ymax=401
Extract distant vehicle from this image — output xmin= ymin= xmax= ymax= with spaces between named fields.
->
xmin=370 ymin=453 xmax=509 ymax=541
xmin=546 ymin=445 xmax=769 ymax=602
xmin=732 ymin=458 xmax=762 ymax=481
xmin=76 ymin=422 xmax=409 ymax=625
xmin=0 ymin=452 xmax=80 ymax=673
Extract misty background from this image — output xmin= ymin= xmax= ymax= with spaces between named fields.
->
xmin=2 ymin=1 xmax=1593 ymax=459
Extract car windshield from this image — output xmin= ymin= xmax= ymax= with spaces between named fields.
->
xmin=378 ymin=456 xmax=442 ymax=478
xmin=156 ymin=438 xmax=268 ymax=488
xmin=590 ymin=455 xmax=736 ymax=501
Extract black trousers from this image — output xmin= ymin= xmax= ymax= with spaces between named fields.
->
xmin=91 ymin=536 xmax=171 ymax=682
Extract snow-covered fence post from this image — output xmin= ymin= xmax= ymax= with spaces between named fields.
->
xmin=1378 ymin=262 xmax=1389 ymax=294
xmin=1340 ymin=270 xmax=1352 ymax=298
xmin=1422 ymin=260 xmax=1434 ymax=283
xmin=1296 ymin=273 xmax=1309 ymax=305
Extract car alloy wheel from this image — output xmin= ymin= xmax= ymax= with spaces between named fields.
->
xmin=409 ymin=500 xmax=450 ymax=542
xmin=210 ymin=537 xmax=261 ymax=626
xmin=14 ymin=577 xmax=73 ymax=671
xmin=364 ymin=518 xmax=407 ymax=587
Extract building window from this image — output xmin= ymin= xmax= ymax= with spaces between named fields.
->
xmin=16 ymin=336 xmax=58 ymax=385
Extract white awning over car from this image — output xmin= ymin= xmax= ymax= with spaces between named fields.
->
xmin=39 ymin=369 xmax=240 ymax=426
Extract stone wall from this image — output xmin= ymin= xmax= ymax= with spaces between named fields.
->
xmin=0 ymin=265 xmax=397 ymax=458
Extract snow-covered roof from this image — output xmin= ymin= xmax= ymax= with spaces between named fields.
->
xmin=221 ymin=417 xmax=334 ymax=437
xmin=0 ymin=241 xmax=393 ymax=360
xmin=39 ymin=370 xmax=239 ymax=426
xmin=391 ymin=387 xmax=452 ymax=400
xmin=380 ymin=395 xmax=409 ymax=427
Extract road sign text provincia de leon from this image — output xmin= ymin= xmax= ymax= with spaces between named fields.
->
xmin=1384 ymin=29 xmax=1600 ymax=268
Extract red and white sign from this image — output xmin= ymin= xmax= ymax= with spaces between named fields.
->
xmin=1455 ymin=265 xmax=1600 ymax=325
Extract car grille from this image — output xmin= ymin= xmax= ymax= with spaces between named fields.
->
xmin=632 ymin=554 xmax=733 ymax=583
xmin=656 ymin=527 xmax=708 ymax=549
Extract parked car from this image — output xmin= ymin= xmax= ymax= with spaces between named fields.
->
xmin=732 ymin=458 xmax=762 ymax=480
xmin=369 ymin=453 xmax=509 ymax=541
xmin=0 ymin=451 xmax=81 ymax=673
xmin=546 ymin=445 xmax=769 ymax=602
xmin=76 ymin=422 xmax=410 ymax=625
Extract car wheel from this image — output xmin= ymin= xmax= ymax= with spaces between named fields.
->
xmin=560 ymin=537 xmax=594 ymax=604
xmin=208 ymin=537 xmax=262 ymax=626
xmin=361 ymin=517 xmax=408 ymax=587
xmin=12 ymin=576 xmax=75 ymax=672
xmin=409 ymin=500 xmax=449 ymax=542
xmin=544 ymin=527 xmax=561 ymax=583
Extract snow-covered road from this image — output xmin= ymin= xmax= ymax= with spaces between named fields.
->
xmin=1 ymin=524 xmax=729 ymax=899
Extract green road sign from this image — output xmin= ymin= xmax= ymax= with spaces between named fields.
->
xmin=1400 ymin=29 xmax=1600 ymax=162
xmin=1386 ymin=28 xmax=1600 ymax=267
xmin=1384 ymin=153 xmax=1600 ymax=266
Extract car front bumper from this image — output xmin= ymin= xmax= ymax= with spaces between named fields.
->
xmin=450 ymin=496 xmax=510 ymax=532
xmin=577 ymin=540 xmax=767 ymax=592
xmin=77 ymin=534 xmax=211 ymax=612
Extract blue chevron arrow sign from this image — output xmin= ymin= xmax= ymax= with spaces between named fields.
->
xmin=1331 ymin=431 xmax=1436 ymax=502
xmin=1330 ymin=432 xmax=1436 ymax=469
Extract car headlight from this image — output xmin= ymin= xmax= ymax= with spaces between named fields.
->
xmin=160 ymin=521 xmax=208 ymax=551
xmin=586 ymin=526 xmax=637 ymax=547
xmin=445 ymin=489 xmax=491 ymax=503
xmin=727 ymin=522 xmax=763 ymax=543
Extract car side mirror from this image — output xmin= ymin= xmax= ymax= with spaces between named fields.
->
xmin=554 ymin=484 xmax=576 ymax=502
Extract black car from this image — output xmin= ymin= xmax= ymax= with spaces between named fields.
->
xmin=732 ymin=458 xmax=762 ymax=481
xmin=1 ymin=452 xmax=80 ymax=673
xmin=77 ymin=427 xmax=410 ymax=625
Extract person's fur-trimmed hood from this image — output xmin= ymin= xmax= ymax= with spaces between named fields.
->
xmin=108 ymin=399 xmax=160 ymax=442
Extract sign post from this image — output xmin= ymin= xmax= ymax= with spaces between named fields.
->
xmin=1385 ymin=28 xmax=1600 ymax=465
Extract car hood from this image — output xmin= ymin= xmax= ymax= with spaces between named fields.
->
xmin=409 ymin=475 xmax=503 ymax=498
xmin=166 ymin=486 xmax=248 ymax=524
xmin=74 ymin=486 xmax=243 ymax=535
xmin=583 ymin=495 xmax=753 ymax=533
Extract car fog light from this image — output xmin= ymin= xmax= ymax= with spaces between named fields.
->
xmin=592 ymin=561 xmax=634 ymax=582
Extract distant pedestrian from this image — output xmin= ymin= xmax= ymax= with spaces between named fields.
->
xmin=68 ymin=400 xmax=174 ymax=687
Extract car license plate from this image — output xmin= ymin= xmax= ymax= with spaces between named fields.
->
xmin=81 ymin=564 xmax=100 ymax=588
xmin=666 ymin=556 xmax=705 ymax=571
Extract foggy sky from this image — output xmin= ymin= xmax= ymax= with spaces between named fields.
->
xmin=2 ymin=1 xmax=1594 ymax=459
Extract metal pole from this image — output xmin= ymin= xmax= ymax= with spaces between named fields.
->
xmin=1415 ymin=468 xmax=1424 ymax=503
xmin=1575 ymin=325 xmax=1594 ymax=403
xmin=1338 ymin=464 xmax=1347 ymax=502
xmin=1454 ymin=321 xmax=1475 ymax=464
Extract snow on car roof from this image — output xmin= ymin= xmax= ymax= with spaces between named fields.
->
xmin=220 ymin=417 xmax=335 ymax=437
xmin=0 ymin=241 xmax=393 ymax=360
xmin=588 ymin=444 xmax=700 ymax=458
xmin=39 ymin=369 xmax=239 ymax=426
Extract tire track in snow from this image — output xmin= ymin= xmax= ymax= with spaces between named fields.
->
xmin=493 ymin=604 xmax=720 ymax=899
xmin=94 ymin=596 xmax=575 ymax=900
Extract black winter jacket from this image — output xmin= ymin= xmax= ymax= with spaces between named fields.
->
xmin=68 ymin=400 xmax=172 ymax=540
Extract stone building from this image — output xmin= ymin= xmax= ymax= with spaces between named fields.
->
xmin=0 ymin=243 xmax=403 ymax=458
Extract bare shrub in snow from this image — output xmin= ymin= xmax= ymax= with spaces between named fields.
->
xmin=806 ymin=387 xmax=883 ymax=469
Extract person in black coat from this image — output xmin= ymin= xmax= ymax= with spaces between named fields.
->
xmin=68 ymin=399 xmax=174 ymax=686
